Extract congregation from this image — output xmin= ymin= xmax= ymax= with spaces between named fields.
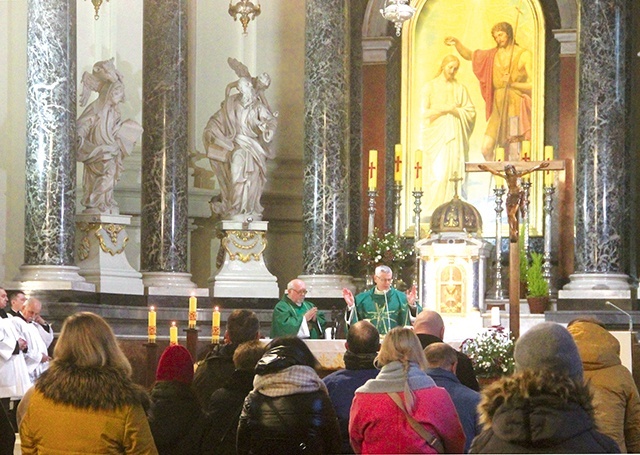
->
xmin=0 ymin=268 xmax=638 ymax=454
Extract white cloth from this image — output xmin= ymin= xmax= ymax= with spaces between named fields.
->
xmin=420 ymin=73 xmax=476 ymax=215
xmin=0 ymin=318 xmax=32 ymax=399
xmin=11 ymin=318 xmax=49 ymax=381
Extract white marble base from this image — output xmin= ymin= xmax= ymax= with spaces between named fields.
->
xmin=562 ymin=273 xmax=633 ymax=291
xmin=209 ymin=221 xmax=278 ymax=298
xmin=75 ymin=214 xmax=143 ymax=295
xmin=16 ymin=265 xmax=95 ymax=292
xmin=558 ymin=289 xmax=633 ymax=300
xmin=298 ymin=274 xmax=355 ymax=298
xmin=142 ymin=272 xmax=206 ymax=296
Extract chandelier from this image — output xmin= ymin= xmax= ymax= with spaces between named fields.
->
xmin=87 ymin=0 xmax=109 ymax=20
xmin=229 ymin=0 xmax=261 ymax=35
xmin=380 ymin=0 xmax=416 ymax=37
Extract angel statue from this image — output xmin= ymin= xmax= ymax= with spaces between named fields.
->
xmin=76 ymin=58 xmax=143 ymax=214
xmin=203 ymin=58 xmax=278 ymax=221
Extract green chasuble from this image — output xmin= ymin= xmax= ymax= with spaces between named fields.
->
xmin=346 ymin=288 xmax=421 ymax=335
xmin=270 ymin=295 xmax=326 ymax=339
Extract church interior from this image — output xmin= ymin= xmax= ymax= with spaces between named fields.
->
xmin=1 ymin=0 xmax=640 ymax=386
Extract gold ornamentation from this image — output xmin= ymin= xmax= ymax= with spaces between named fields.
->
xmin=77 ymin=223 xmax=92 ymax=261
xmin=87 ymin=0 xmax=109 ymax=20
xmin=76 ymin=222 xmax=129 ymax=257
xmin=222 ymin=230 xmax=267 ymax=262
xmin=104 ymin=224 xmax=124 ymax=245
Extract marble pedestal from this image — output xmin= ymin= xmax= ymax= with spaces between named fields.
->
xmin=209 ymin=221 xmax=279 ymax=298
xmin=15 ymin=265 xmax=95 ymax=293
xmin=75 ymin=213 xmax=143 ymax=295
xmin=558 ymin=273 xmax=636 ymax=311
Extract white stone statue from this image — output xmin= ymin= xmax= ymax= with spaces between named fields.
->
xmin=77 ymin=58 xmax=143 ymax=214
xmin=203 ymin=58 xmax=278 ymax=221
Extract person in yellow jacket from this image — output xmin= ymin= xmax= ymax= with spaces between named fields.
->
xmin=568 ymin=318 xmax=640 ymax=453
xmin=18 ymin=312 xmax=158 ymax=454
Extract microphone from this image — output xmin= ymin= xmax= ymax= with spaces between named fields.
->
xmin=605 ymin=301 xmax=633 ymax=332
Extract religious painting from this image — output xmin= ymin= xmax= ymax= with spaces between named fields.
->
xmin=438 ymin=264 xmax=465 ymax=314
xmin=400 ymin=0 xmax=546 ymax=237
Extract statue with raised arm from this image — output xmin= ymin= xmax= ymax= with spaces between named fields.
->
xmin=478 ymin=163 xmax=548 ymax=242
xmin=203 ymin=59 xmax=278 ymax=221
xmin=77 ymin=58 xmax=143 ymax=214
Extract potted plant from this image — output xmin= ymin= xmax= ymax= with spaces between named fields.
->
xmin=460 ymin=327 xmax=515 ymax=387
xmin=355 ymin=228 xmax=413 ymax=289
xmin=526 ymin=252 xmax=549 ymax=313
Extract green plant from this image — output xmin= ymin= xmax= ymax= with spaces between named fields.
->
xmin=460 ymin=327 xmax=515 ymax=378
xmin=526 ymin=252 xmax=549 ymax=298
xmin=355 ymin=228 xmax=412 ymax=271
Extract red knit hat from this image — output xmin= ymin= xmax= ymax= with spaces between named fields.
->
xmin=156 ymin=345 xmax=194 ymax=384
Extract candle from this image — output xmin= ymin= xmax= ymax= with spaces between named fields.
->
xmin=414 ymin=158 xmax=423 ymax=191
xmin=169 ymin=322 xmax=178 ymax=345
xmin=212 ymin=306 xmax=221 ymax=344
xmin=394 ymin=144 xmax=403 ymax=183
xmin=188 ymin=295 xmax=197 ymax=329
xmin=521 ymin=141 xmax=531 ymax=160
xmin=148 ymin=306 xmax=156 ymax=343
xmin=367 ymin=150 xmax=378 ymax=190
xmin=491 ymin=306 xmax=501 ymax=327
xmin=544 ymin=145 xmax=554 ymax=186
xmin=544 ymin=145 xmax=554 ymax=161
xmin=495 ymin=147 xmax=505 ymax=162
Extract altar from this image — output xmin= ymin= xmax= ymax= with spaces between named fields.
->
xmin=304 ymin=339 xmax=346 ymax=370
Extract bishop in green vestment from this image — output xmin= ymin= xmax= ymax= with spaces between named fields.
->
xmin=343 ymin=265 xmax=420 ymax=335
xmin=271 ymin=279 xmax=326 ymax=339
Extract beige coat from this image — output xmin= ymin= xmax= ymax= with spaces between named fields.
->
xmin=568 ymin=320 xmax=640 ymax=452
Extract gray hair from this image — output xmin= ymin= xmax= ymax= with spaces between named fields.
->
xmin=375 ymin=265 xmax=392 ymax=276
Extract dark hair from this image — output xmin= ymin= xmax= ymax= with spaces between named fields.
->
xmin=7 ymin=291 xmax=25 ymax=302
xmin=347 ymin=321 xmax=380 ymax=354
xmin=491 ymin=22 xmax=514 ymax=43
xmin=226 ymin=309 xmax=260 ymax=343
xmin=255 ymin=336 xmax=320 ymax=374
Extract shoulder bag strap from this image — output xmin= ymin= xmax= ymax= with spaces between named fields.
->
xmin=387 ymin=392 xmax=444 ymax=454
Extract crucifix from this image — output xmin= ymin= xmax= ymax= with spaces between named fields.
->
xmin=368 ymin=161 xmax=376 ymax=179
xmin=466 ymin=158 xmax=565 ymax=339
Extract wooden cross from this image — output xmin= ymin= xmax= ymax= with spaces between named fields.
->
xmin=394 ymin=155 xmax=403 ymax=174
xmin=449 ymin=172 xmax=463 ymax=197
xmin=368 ymin=161 xmax=377 ymax=179
xmin=466 ymin=159 xmax=565 ymax=339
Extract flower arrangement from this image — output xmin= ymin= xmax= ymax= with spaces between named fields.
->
xmin=460 ymin=326 xmax=515 ymax=378
xmin=356 ymin=228 xmax=412 ymax=270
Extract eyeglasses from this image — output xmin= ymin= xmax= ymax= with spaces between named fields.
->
xmin=292 ymin=289 xmax=308 ymax=295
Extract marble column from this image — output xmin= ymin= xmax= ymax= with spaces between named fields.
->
xmin=140 ymin=0 xmax=198 ymax=294
xmin=562 ymin=0 xmax=630 ymax=295
xmin=19 ymin=0 xmax=91 ymax=290
xmin=300 ymin=0 xmax=354 ymax=296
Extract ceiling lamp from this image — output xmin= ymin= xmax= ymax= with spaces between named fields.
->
xmin=380 ymin=0 xmax=415 ymax=37
xmin=88 ymin=0 xmax=109 ymax=20
xmin=229 ymin=0 xmax=261 ymax=35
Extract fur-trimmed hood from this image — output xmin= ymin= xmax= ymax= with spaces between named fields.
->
xmin=35 ymin=360 xmax=151 ymax=411
xmin=469 ymin=369 xmax=620 ymax=453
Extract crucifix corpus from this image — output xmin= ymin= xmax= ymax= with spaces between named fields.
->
xmin=466 ymin=159 xmax=565 ymax=339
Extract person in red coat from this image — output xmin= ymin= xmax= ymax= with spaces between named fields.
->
xmin=349 ymin=327 xmax=465 ymax=454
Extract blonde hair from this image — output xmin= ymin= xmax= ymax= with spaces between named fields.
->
xmin=375 ymin=327 xmax=428 ymax=412
xmin=54 ymin=312 xmax=132 ymax=376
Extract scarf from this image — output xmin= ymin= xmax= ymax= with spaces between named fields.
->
xmin=253 ymin=365 xmax=327 ymax=397
xmin=356 ymin=361 xmax=435 ymax=394
xmin=343 ymin=350 xmax=377 ymax=370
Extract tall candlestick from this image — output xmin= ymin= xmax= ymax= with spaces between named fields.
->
xmin=495 ymin=147 xmax=505 ymax=162
xmin=367 ymin=150 xmax=378 ymax=190
xmin=169 ymin=322 xmax=178 ymax=345
xmin=414 ymin=158 xmax=422 ymax=191
xmin=188 ymin=295 xmax=197 ymax=329
xmin=212 ymin=306 xmax=221 ymax=344
xmin=148 ymin=306 xmax=156 ymax=344
xmin=521 ymin=140 xmax=531 ymax=160
xmin=394 ymin=144 xmax=402 ymax=183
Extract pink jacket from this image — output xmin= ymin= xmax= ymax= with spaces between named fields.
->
xmin=349 ymin=362 xmax=465 ymax=454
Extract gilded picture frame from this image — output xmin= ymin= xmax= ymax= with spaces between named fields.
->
xmin=400 ymin=0 xmax=546 ymax=237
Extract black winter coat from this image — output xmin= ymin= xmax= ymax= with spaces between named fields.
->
xmin=237 ymin=390 xmax=341 ymax=455
xmin=200 ymin=369 xmax=255 ymax=455
xmin=470 ymin=369 xmax=620 ymax=453
xmin=193 ymin=344 xmax=237 ymax=410
xmin=148 ymin=381 xmax=205 ymax=455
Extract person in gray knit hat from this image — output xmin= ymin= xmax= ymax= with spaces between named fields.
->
xmin=470 ymin=322 xmax=620 ymax=453
xmin=514 ymin=321 xmax=584 ymax=380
